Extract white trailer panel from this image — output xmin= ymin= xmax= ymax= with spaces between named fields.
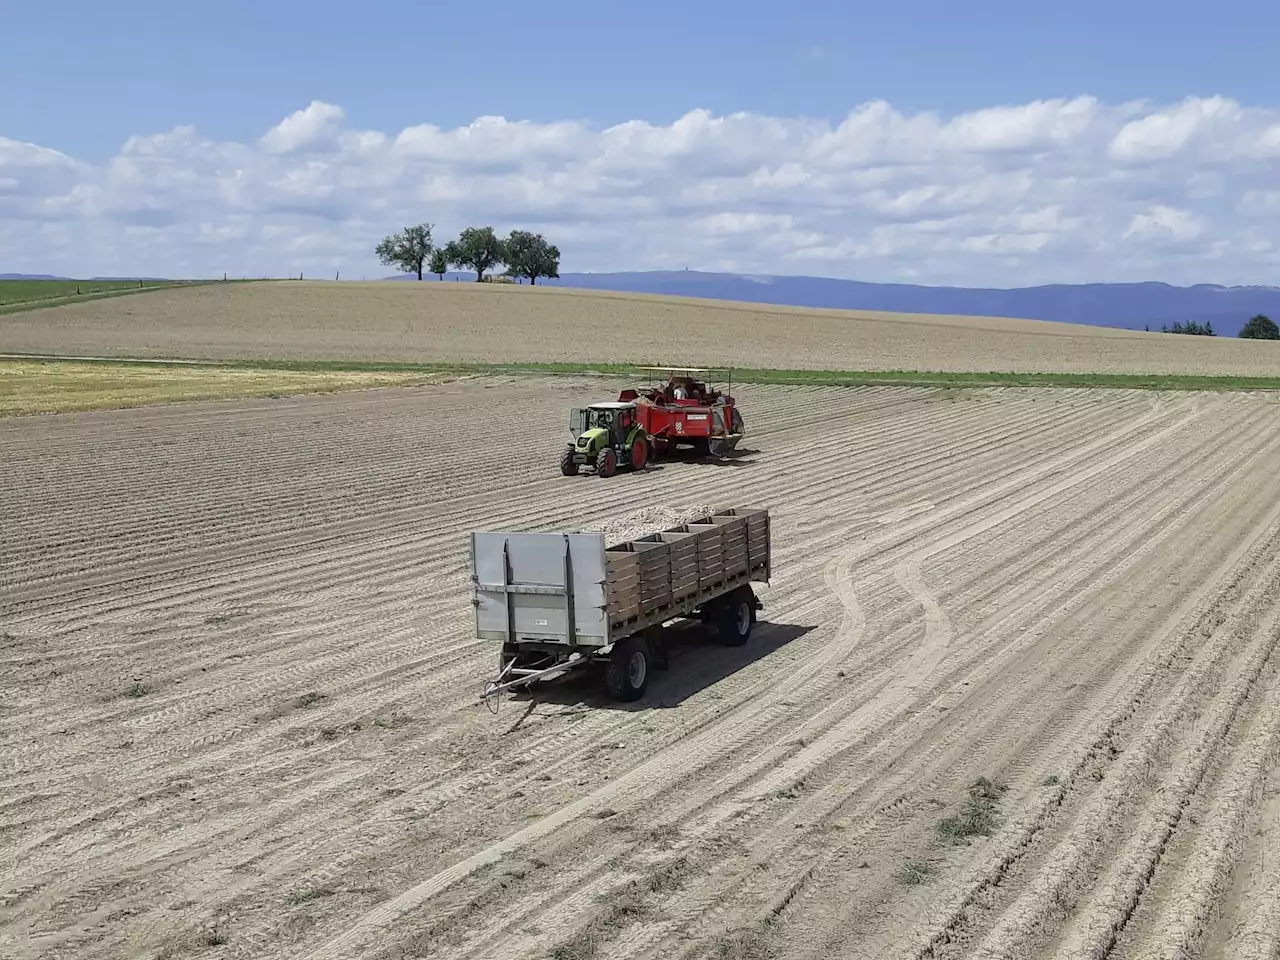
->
xmin=471 ymin=531 xmax=611 ymax=647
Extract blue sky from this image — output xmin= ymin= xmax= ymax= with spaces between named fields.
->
xmin=3 ymin=1 xmax=1279 ymax=284
xmin=5 ymin=0 xmax=1269 ymax=159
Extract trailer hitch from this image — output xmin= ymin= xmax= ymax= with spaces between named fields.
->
xmin=480 ymin=652 xmax=587 ymax=713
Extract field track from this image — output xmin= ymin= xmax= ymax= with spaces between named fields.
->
xmin=4 ymin=377 xmax=1280 ymax=959
xmin=7 ymin=280 xmax=1280 ymax=377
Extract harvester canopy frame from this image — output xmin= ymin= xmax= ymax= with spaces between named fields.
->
xmin=635 ymin=366 xmax=734 ymax=406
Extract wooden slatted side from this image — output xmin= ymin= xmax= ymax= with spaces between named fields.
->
xmin=605 ymin=546 xmax=642 ymax=621
xmin=631 ymin=537 xmax=673 ymax=609
xmin=685 ymin=522 xmax=727 ymax=589
xmin=604 ymin=507 xmax=770 ymax=626
xmin=712 ymin=508 xmax=770 ymax=581
xmin=711 ymin=515 xmax=749 ymax=576
xmin=659 ymin=530 xmax=701 ymax=600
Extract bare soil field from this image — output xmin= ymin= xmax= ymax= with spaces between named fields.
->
xmin=6 ymin=280 xmax=1280 ymax=377
xmin=4 ymin=377 xmax=1280 ymax=960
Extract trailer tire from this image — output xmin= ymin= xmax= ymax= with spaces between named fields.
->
xmin=718 ymin=587 xmax=755 ymax=647
xmin=560 ymin=447 xmax=579 ymax=476
xmin=604 ymin=635 xmax=650 ymax=702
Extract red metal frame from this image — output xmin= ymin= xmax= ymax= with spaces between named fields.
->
xmin=617 ymin=368 xmax=739 ymax=456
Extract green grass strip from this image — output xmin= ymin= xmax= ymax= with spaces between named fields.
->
xmin=4 ymin=353 xmax=1280 ymax=392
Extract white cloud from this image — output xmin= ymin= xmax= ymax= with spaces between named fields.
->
xmin=2 ymin=95 xmax=1280 ymax=284
xmin=1123 ymin=204 xmax=1204 ymax=243
xmin=259 ymin=100 xmax=346 ymax=155
xmin=1108 ymin=96 xmax=1244 ymax=162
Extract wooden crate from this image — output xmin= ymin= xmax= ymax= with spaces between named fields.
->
xmin=685 ymin=522 xmax=727 ymax=589
xmin=602 ymin=508 xmax=770 ymax=623
xmin=713 ymin=508 xmax=770 ymax=577
xmin=710 ymin=514 xmax=749 ymax=576
xmin=659 ymin=529 xmax=701 ymax=599
xmin=629 ymin=536 xmax=673 ymax=608
xmin=604 ymin=548 xmax=642 ymax=621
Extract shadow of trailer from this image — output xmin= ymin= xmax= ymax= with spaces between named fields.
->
xmin=472 ymin=507 xmax=772 ymax=709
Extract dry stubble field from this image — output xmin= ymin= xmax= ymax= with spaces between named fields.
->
xmin=4 ymin=374 xmax=1280 ymax=960
xmin=7 ymin=280 xmax=1280 ymax=376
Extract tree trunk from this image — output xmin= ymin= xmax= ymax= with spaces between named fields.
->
xmin=531 ymin=275 xmax=537 ymax=286
xmin=416 ymin=262 xmax=423 ymax=281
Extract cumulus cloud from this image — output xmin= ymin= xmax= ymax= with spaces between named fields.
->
xmin=259 ymin=100 xmax=346 ymax=156
xmin=2 ymin=95 xmax=1279 ymax=284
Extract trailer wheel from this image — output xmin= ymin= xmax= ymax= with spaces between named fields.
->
xmin=718 ymin=587 xmax=755 ymax=647
xmin=560 ymin=447 xmax=579 ymax=476
xmin=604 ymin=635 xmax=650 ymax=702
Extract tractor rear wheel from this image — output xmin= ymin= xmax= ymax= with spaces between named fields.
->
xmin=596 ymin=447 xmax=618 ymax=477
xmin=629 ymin=435 xmax=649 ymax=471
xmin=604 ymin=635 xmax=651 ymax=701
xmin=560 ymin=447 xmax=579 ymax=476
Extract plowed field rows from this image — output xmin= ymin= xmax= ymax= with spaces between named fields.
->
xmin=3 ymin=378 xmax=1280 ymax=960
xmin=8 ymin=279 xmax=1280 ymax=377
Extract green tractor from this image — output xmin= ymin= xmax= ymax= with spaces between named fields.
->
xmin=560 ymin=401 xmax=651 ymax=478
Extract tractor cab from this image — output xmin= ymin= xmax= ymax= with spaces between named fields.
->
xmin=571 ymin=401 xmax=636 ymax=446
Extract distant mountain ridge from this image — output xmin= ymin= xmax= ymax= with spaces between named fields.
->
xmin=389 ymin=268 xmax=1280 ymax=337
xmin=532 ymin=270 xmax=1280 ymax=338
xmin=9 ymin=270 xmax=1278 ymax=337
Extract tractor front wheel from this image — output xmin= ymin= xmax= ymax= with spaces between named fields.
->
xmin=629 ymin=435 xmax=649 ymax=471
xmin=560 ymin=447 xmax=579 ymax=476
xmin=596 ymin=447 xmax=618 ymax=477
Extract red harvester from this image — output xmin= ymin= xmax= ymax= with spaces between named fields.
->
xmin=618 ymin=366 xmax=746 ymax=460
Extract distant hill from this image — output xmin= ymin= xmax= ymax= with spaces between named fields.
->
xmin=13 ymin=269 xmax=1277 ymax=336
xmin=389 ymin=269 xmax=1280 ymax=337
xmin=546 ymin=271 xmax=1280 ymax=338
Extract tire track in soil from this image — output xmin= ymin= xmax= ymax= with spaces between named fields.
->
xmin=491 ymin=401 xmax=1262 ymax=960
xmin=185 ymin=391 xmax=1136 ymax=960
xmin=437 ymin=396 xmax=1269 ymax=960
xmin=610 ymin=408 xmax=1279 ymax=960
xmin=911 ymin=492 xmax=1280 ymax=960
xmin=3 ymin=381 xmax=1261 ymax=960
xmin=292 ymin=394 xmax=1195 ymax=960
xmin=1114 ymin=666 xmax=1280 ymax=960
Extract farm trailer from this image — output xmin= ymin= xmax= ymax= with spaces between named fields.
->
xmin=473 ymin=508 xmax=771 ymax=707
